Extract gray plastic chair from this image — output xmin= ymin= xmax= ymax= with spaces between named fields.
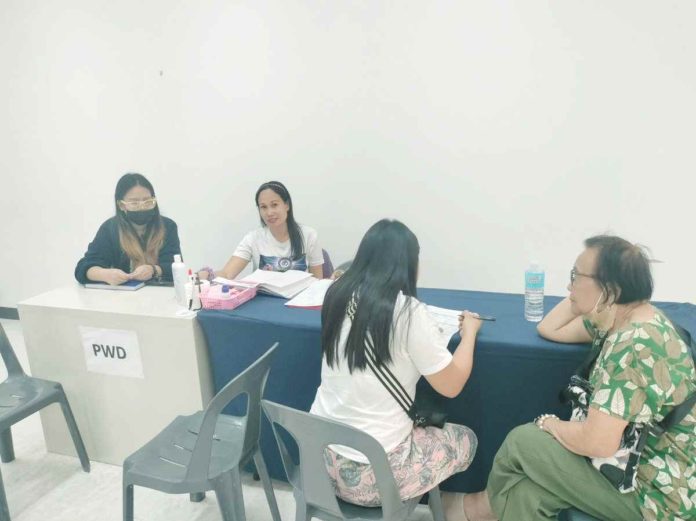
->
xmin=261 ymin=399 xmax=446 ymax=521
xmin=558 ymin=509 xmax=602 ymax=521
xmin=0 ymin=323 xmax=90 ymax=518
xmin=122 ymin=343 xmax=281 ymax=521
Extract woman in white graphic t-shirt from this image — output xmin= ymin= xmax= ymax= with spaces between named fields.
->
xmin=199 ymin=181 xmax=325 ymax=280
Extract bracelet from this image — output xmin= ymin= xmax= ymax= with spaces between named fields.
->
xmin=150 ymin=264 xmax=159 ymax=279
xmin=534 ymin=413 xmax=559 ymax=431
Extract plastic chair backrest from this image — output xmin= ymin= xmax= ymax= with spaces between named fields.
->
xmin=185 ymin=343 xmax=278 ymax=481
xmin=0 ymin=323 xmax=25 ymax=377
xmin=262 ymin=400 xmax=405 ymax=520
xmin=322 ymin=250 xmax=335 ymax=280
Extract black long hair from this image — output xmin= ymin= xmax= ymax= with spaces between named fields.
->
xmin=321 ymin=219 xmax=420 ymax=372
xmin=255 ymin=181 xmax=304 ymax=260
xmin=114 ymin=173 xmax=164 ymax=265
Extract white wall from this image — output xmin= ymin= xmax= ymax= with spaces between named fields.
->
xmin=1 ymin=1 xmax=694 ymax=308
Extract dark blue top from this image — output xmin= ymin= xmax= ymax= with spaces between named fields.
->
xmin=74 ymin=216 xmax=182 ymax=283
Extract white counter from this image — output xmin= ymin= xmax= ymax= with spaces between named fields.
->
xmin=18 ymin=285 xmax=214 ymax=465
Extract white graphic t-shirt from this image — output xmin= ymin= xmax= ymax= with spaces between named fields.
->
xmin=232 ymin=225 xmax=324 ymax=272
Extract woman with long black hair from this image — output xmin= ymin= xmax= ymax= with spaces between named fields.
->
xmin=75 ymin=173 xmax=181 ymax=285
xmin=310 ymin=219 xmax=480 ymax=509
xmin=199 ymin=180 xmax=324 ymax=280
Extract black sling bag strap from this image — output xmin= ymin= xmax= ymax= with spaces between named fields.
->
xmin=363 ymin=338 xmax=448 ymax=428
xmin=649 ymin=321 xmax=696 ymax=436
xmin=625 ymin=322 xmax=696 ymax=491
xmin=363 ymin=340 xmax=415 ymax=415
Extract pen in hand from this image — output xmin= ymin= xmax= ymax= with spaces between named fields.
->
xmin=459 ymin=313 xmax=496 ymax=322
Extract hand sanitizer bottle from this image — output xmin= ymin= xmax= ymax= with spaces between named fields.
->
xmin=172 ymin=254 xmax=188 ymax=307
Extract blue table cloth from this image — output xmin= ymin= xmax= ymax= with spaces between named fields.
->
xmin=197 ymin=289 xmax=695 ymax=492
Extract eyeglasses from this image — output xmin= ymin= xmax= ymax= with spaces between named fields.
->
xmin=120 ymin=197 xmax=157 ymax=211
xmin=570 ymin=267 xmax=596 ymax=285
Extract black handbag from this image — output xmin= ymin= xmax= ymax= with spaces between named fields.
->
xmin=364 ymin=339 xmax=448 ymax=428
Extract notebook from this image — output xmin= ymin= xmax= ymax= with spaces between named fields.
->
xmin=84 ymin=280 xmax=145 ymax=291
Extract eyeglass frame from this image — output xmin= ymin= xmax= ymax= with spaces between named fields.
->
xmin=570 ymin=267 xmax=597 ymax=285
xmin=119 ymin=197 xmax=157 ymax=211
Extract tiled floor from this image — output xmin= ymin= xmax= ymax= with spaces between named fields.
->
xmin=0 ymin=319 xmax=434 ymax=521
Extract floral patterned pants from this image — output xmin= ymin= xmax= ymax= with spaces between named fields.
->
xmin=323 ymin=422 xmax=477 ymax=506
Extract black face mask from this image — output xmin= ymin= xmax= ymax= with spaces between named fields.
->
xmin=126 ymin=209 xmax=157 ymax=226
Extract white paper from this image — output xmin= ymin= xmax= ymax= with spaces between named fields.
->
xmin=260 ymin=277 xmax=314 ymax=299
xmin=240 ymin=269 xmax=312 ymax=288
xmin=212 ymin=276 xmax=258 ymax=289
xmin=426 ymin=305 xmax=461 ymax=338
xmin=285 ymin=279 xmax=334 ymax=308
xmin=79 ymin=326 xmax=144 ymax=379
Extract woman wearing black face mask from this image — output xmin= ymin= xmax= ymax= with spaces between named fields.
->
xmin=75 ymin=173 xmax=182 ymax=285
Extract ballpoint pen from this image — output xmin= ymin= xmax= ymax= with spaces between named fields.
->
xmin=459 ymin=313 xmax=496 ymax=321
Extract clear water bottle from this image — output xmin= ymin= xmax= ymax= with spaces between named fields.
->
xmin=525 ymin=261 xmax=545 ymax=322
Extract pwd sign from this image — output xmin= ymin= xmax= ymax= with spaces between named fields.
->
xmin=79 ymin=326 xmax=144 ymax=379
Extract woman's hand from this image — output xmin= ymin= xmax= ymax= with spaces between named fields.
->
xmin=537 ymin=408 xmax=628 ymax=458
xmin=459 ymin=310 xmax=483 ymax=337
xmin=130 ymin=264 xmax=155 ymax=281
xmin=103 ymin=269 xmax=131 ymax=286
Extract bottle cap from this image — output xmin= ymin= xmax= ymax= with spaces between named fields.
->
xmin=174 ymin=254 xmax=182 ymax=263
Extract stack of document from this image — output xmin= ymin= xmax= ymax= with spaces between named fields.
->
xmin=285 ymin=279 xmax=334 ymax=309
xmin=238 ymin=270 xmax=314 ymax=299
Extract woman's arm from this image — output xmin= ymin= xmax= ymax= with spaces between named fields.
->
xmin=217 ymin=256 xmax=250 ymax=280
xmin=75 ymin=220 xmax=124 ymax=284
xmin=537 ymin=297 xmax=592 ymax=343
xmin=542 ymin=408 xmax=627 ymax=458
xmin=309 ymin=264 xmax=324 ymax=279
xmin=425 ymin=312 xmax=482 ymax=398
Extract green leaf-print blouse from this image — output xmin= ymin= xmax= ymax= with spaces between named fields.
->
xmin=584 ymin=312 xmax=696 ymax=521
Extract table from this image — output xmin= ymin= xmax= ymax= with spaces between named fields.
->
xmin=18 ymin=285 xmax=214 ymax=465
xmin=198 ymin=290 xmax=695 ymax=492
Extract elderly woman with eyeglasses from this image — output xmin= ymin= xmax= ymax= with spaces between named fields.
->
xmin=457 ymin=235 xmax=695 ymax=521
xmin=75 ymin=173 xmax=182 ymax=286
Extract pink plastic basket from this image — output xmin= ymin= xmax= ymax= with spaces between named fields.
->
xmin=200 ymin=284 xmax=257 ymax=310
